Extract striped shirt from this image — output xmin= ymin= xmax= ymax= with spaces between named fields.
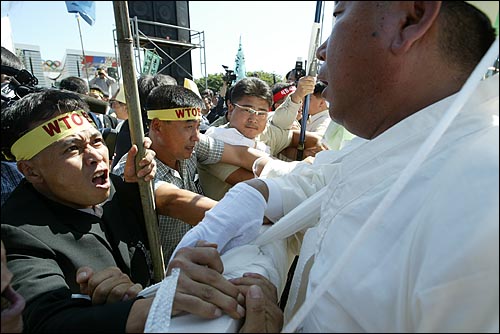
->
xmin=112 ymin=134 xmax=225 ymax=262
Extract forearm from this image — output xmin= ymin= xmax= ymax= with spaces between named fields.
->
xmin=221 ymin=144 xmax=267 ymax=171
xmin=271 ymin=96 xmax=300 ymax=130
xmin=278 ymin=147 xmax=299 ymax=161
xmin=290 ymin=130 xmax=322 ymax=148
xmin=170 ymin=181 xmax=269 ymax=259
xmin=24 ymin=288 xmax=135 ymax=332
xmin=225 ymin=168 xmax=255 ymax=185
xmin=126 ymin=297 xmax=154 ymax=333
xmin=155 ymin=184 xmax=217 ymax=226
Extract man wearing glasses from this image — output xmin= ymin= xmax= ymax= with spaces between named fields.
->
xmin=199 ymin=77 xmax=325 ymax=200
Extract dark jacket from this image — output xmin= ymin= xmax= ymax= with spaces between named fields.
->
xmin=1 ymin=174 xmax=152 ymax=332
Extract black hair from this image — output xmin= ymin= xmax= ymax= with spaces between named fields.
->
xmin=153 ymin=74 xmax=177 ymax=86
xmin=1 ymin=89 xmax=90 ymax=161
xmin=146 ymin=85 xmax=204 ymax=113
xmin=225 ymin=85 xmax=234 ymax=103
xmin=1 ymin=46 xmax=23 ymax=70
xmin=285 ymin=69 xmax=296 ymax=81
xmin=230 ymin=77 xmax=272 ymax=107
xmin=438 ymin=2 xmax=496 ymax=74
xmin=313 ymin=81 xmax=327 ymax=96
xmin=59 ymin=76 xmax=89 ymax=95
xmin=137 ymin=73 xmax=177 ymax=112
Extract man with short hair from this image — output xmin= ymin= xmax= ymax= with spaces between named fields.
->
xmin=171 ymin=2 xmax=499 ymax=332
xmin=199 ymin=77 xmax=325 ymax=200
xmin=0 ymin=88 xmax=160 ymax=332
xmin=113 ymin=84 xmax=268 ymax=261
xmin=89 ymin=68 xmax=116 ymax=98
xmin=1 ymin=46 xmax=25 ymax=206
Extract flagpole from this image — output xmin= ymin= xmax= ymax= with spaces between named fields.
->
xmin=75 ymin=13 xmax=90 ymax=82
xmin=113 ymin=1 xmax=165 ymax=284
xmin=297 ymin=1 xmax=323 ymax=160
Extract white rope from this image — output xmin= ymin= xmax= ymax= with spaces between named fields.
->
xmin=282 ymin=37 xmax=499 ymax=333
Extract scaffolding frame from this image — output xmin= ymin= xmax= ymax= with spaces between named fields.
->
xmin=113 ymin=16 xmax=207 ymax=86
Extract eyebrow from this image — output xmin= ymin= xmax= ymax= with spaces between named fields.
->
xmin=57 ymin=130 xmax=101 ymax=145
xmin=238 ymin=104 xmax=269 ymax=112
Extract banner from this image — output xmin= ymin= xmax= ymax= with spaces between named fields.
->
xmin=65 ymin=1 xmax=96 ymax=26
xmin=142 ymin=49 xmax=162 ymax=75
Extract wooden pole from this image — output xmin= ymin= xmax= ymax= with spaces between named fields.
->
xmin=112 ymin=1 xmax=165 ymax=283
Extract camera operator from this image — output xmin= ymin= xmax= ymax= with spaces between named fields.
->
xmin=206 ymin=81 xmax=229 ymax=124
xmin=222 ymin=65 xmax=237 ymax=86
xmin=285 ymin=59 xmax=307 ymax=84
xmin=1 ymin=46 xmax=33 ymax=206
xmin=203 ymin=66 xmax=235 ymax=125
xmin=268 ymin=75 xmax=316 ymax=133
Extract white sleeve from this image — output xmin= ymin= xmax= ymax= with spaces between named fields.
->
xmin=169 ymin=182 xmax=267 ymax=262
xmin=263 ymin=179 xmax=284 ymax=223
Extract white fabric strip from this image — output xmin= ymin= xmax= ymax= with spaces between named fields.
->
xmin=144 ymin=268 xmax=180 ymax=333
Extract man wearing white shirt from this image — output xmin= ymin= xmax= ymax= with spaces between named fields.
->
xmin=304 ymin=82 xmax=331 ymax=135
xmin=199 ymin=77 xmax=325 ymax=200
xmin=169 ymin=1 xmax=499 ymax=332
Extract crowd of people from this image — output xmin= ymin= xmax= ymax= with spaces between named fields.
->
xmin=1 ymin=1 xmax=498 ymax=333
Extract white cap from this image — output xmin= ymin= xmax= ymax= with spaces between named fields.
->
xmin=114 ymin=86 xmax=126 ymax=104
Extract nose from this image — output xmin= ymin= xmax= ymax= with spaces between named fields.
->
xmin=246 ymin=113 xmax=259 ymax=123
xmin=316 ymin=39 xmax=327 ymax=62
xmin=84 ymin=145 xmax=105 ymax=165
xmin=191 ymin=128 xmax=200 ymax=142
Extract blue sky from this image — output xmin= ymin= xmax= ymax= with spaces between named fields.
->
xmin=2 ymin=1 xmax=334 ymax=79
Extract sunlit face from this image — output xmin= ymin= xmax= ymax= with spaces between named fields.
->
xmin=26 ymin=126 xmax=111 ymax=209
xmin=111 ymin=100 xmax=128 ymax=120
xmin=229 ymin=96 xmax=270 ymax=139
xmin=316 ymin=2 xmax=397 ymax=137
xmin=308 ymin=94 xmax=326 ymax=116
xmin=151 ymin=119 xmax=201 ymax=163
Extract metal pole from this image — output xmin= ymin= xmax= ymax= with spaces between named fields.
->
xmin=297 ymin=1 xmax=323 ymax=161
xmin=113 ymin=1 xmax=165 ymax=283
xmin=28 ymin=56 xmax=34 ymax=76
xmin=75 ymin=13 xmax=90 ymax=82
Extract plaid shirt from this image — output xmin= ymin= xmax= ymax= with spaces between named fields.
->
xmin=112 ymin=134 xmax=224 ymax=261
xmin=1 ymin=161 xmax=25 ymax=206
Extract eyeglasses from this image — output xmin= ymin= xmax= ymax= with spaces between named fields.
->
xmin=233 ymin=103 xmax=268 ymax=119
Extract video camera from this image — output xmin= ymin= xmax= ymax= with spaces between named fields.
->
xmin=222 ymin=65 xmax=237 ymax=85
xmin=294 ymin=58 xmax=307 ymax=82
xmin=1 ymin=65 xmax=39 ymax=108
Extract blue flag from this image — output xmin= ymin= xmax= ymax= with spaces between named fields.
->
xmin=65 ymin=1 xmax=96 ymax=26
xmin=234 ymin=36 xmax=246 ymax=82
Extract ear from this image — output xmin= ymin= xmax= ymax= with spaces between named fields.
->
xmin=150 ymin=118 xmax=163 ymax=133
xmin=319 ymin=97 xmax=327 ymax=109
xmin=227 ymin=103 xmax=235 ymax=116
xmin=391 ymin=1 xmax=441 ymax=55
xmin=17 ymin=160 xmax=44 ymax=184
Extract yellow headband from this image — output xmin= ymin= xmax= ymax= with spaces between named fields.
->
xmin=11 ymin=110 xmax=95 ymax=160
xmin=147 ymin=107 xmax=202 ymax=121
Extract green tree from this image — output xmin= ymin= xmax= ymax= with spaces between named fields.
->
xmin=247 ymin=71 xmax=282 ymax=88
xmin=195 ymin=71 xmax=283 ymax=93
xmin=194 ymin=73 xmax=223 ymax=94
